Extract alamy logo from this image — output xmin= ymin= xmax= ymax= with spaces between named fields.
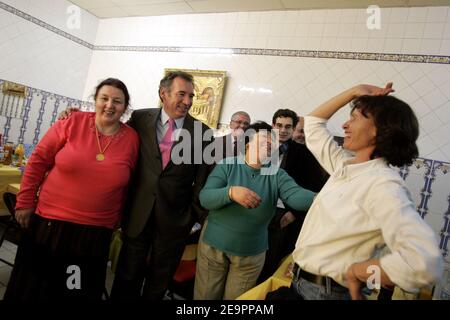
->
xmin=366 ymin=265 xmax=381 ymax=290
xmin=66 ymin=265 xmax=81 ymax=290
xmin=366 ymin=5 xmax=381 ymax=30
xmin=66 ymin=5 xmax=81 ymax=30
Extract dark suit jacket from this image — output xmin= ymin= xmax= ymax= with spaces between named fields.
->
xmin=281 ymin=139 xmax=329 ymax=219
xmin=122 ymin=108 xmax=212 ymax=238
xmin=212 ymin=133 xmax=234 ymax=162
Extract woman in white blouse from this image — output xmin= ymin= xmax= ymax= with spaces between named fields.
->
xmin=291 ymin=83 xmax=443 ymax=300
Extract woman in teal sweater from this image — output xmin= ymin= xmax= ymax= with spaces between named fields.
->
xmin=194 ymin=122 xmax=315 ymax=300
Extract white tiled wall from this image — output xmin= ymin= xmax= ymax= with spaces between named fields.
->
xmin=1 ymin=2 xmax=449 ymax=161
xmin=93 ymin=7 xmax=450 ymax=54
xmin=85 ymin=6 xmax=450 ymax=162
xmin=1 ymin=0 xmax=98 ymax=43
xmin=0 ymin=0 xmax=97 ymax=99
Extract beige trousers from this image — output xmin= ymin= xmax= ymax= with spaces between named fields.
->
xmin=193 ymin=222 xmax=265 ymax=300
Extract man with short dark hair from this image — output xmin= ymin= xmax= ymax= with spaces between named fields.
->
xmin=111 ymin=71 xmax=212 ymax=300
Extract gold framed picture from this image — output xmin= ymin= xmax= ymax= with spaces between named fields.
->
xmin=164 ymin=68 xmax=226 ymax=129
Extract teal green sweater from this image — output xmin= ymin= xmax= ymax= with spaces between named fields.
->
xmin=200 ymin=157 xmax=315 ymax=256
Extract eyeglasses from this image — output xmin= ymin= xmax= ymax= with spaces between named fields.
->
xmin=231 ymin=120 xmax=250 ymax=126
xmin=274 ymin=123 xmax=293 ymax=130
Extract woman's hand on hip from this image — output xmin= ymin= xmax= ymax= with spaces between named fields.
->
xmin=15 ymin=208 xmax=35 ymax=228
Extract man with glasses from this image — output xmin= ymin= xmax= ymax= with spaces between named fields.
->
xmin=257 ymin=109 xmax=329 ymax=283
xmin=212 ymin=111 xmax=251 ymax=164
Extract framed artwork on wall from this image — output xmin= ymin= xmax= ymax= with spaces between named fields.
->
xmin=163 ymin=68 xmax=226 ymax=129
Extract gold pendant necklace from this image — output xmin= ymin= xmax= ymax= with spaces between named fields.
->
xmin=95 ymin=124 xmax=116 ymax=161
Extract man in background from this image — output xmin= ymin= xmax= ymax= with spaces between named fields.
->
xmin=211 ymin=111 xmax=251 ymax=163
xmin=292 ymin=116 xmax=305 ymax=144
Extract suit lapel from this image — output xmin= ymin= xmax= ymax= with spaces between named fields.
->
xmin=280 ymin=140 xmax=291 ymax=169
xmin=146 ymin=108 xmax=163 ymax=166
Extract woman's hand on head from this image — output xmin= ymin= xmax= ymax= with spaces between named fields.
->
xmin=353 ymin=82 xmax=394 ymax=98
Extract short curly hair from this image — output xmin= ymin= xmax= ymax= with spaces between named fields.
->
xmin=351 ymin=95 xmax=419 ymax=167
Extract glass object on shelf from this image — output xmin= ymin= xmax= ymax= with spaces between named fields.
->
xmin=14 ymin=143 xmax=25 ymax=167
xmin=3 ymin=141 xmax=14 ymax=165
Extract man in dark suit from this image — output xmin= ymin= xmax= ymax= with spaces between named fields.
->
xmin=257 ymin=109 xmax=329 ymax=284
xmin=211 ymin=111 xmax=251 ymax=163
xmin=110 ymin=71 xmax=212 ymax=300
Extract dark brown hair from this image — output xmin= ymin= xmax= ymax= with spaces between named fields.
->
xmin=272 ymin=109 xmax=299 ymax=127
xmin=351 ymin=95 xmax=419 ymax=167
xmin=94 ymin=78 xmax=130 ymax=107
xmin=159 ymin=71 xmax=194 ymax=101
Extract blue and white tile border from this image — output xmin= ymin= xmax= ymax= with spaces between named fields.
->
xmin=1 ymin=1 xmax=450 ymax=65
xmin=17 ymin=86 xmax=33 ymax=144
xmin=0 ymin=1 xmax=93 ymax=50
xmin=0 ymin=79 xmax=93 ymax=144
xmin=432 ymin=161 xmax=450 ymax=262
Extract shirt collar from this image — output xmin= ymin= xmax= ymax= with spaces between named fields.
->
xmin=337 ymin=158 xmax=388 ymax=179
xmin=160 ymin=108 xmax=185 ymax=129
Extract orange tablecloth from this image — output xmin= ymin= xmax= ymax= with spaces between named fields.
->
xmin=237 ymin=254 xmax=429 ymax=300
xmin=237 ymin=255 xmax=293 ymax=300
xmin=0 ymin=166 xmax=22 ymax=214
xmin=6 ymin=183 xmax=20 ymax=194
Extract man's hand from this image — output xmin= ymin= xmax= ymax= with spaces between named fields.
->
xmin=346 ymin=260 xmax=395 ymax=300
xmin=280 ymin=211 xmax=296 ymax=228
xmin=229 ymin=186 xmax=262 ymax=209
xmin=346 ymin=264 xmax=366 ymax=300
xmin=57 ymin=107 xmax=80 ymax=120
xmin=15 ymin=208 xmax=35 ymax=228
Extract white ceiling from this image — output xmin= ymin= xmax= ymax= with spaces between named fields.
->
xmin=69 ymin=0 xmax=450 ymax=18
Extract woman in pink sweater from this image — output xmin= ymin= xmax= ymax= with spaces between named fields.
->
xmin=5 ymin=78 xmax=139 ymax=300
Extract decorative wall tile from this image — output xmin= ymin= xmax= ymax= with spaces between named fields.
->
xmin=429 ymin=161 xmax=450 ymax=262
xmin=399 ymin=158 xmax=449 ymax=264
xmin=0 ymin=79 xmax=93 ymax=146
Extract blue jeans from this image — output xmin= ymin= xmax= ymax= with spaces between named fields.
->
xmin=292 ymin=277 xmax=350 ymax=300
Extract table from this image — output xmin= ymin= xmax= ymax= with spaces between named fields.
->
xmin=6 ymin=183 xmax=20 ymax=194
xmin=0 ymin=165 xmax=22 ymax=215
xmin=237 ymin=255 xmax=293 ymax=300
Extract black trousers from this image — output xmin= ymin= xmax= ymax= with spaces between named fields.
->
xmin=257 ymin=208 xmax=305 ymax=284
xmin=4 ymin=214 xmax=112 ymax=301
xmin=110 ymin=209 xmax=193 ymax=300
